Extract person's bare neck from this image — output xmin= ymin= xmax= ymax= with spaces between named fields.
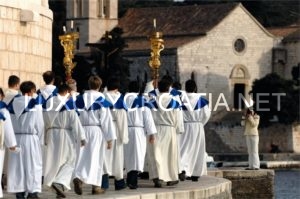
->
xmin=9 ymin=86 xmax=18 ymax=90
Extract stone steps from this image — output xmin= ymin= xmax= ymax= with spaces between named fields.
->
xmin=3 ymin=176 xmax=232 ymax=199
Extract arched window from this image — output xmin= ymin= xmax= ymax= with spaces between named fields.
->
xmin=230 ymin=65 xmax=251 ymax=110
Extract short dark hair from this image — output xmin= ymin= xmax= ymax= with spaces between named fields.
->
xmin=107 ymin=76 xmax=120 ymax=91
xmin=158 ymin=79 xmax=172 ymax=93
xmin=58 ymin=84 xmax=70 ymax=94
xmin=246 ymin=108 xmax=254 ymax=115
xmin=185 ymin=79 xmax=197 ymax=93
xmin=161 ymin=75 xmax=173 ymax=85
xmin=0 ymin=87 xmax=4 ymax=98
xmin=8 ymin=75 xmax=20 ymax=87
xmin=54 ymin=76 xmax=63 ymax=87
xmin=128 ymin=81 xmax=140 ymax=93
xmin=42 ymin=71 xmax=55 ymax=85
xmin=20 ymin=81 xmax=36 ymax=95
xmin=88 ymin=76 xmax=102 ymax=90
xmin=173 ymin=81 xmax=182 ymax=90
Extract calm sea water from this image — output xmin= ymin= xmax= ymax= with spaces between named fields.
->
xmin=275 ymin=169 xmax=300 ymax=199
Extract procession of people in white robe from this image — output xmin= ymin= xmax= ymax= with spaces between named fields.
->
xmin=0 ymin=102 xmax=17 ymax=198
xmin=0 ymin=74 xmax=212 ymax=198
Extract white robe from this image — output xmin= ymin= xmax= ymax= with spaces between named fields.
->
xmin=37 ymin=84 xmax=56 ymax=175
xmin=103 ymin=91 xmax=128 ymax=180
xmin=43 ymin=95 xmax=86 ymax=190
xmin=38 ymin=85 xmax=57 ymax=101
xmin=179 ymin=93 xmax=211 ymax=177
xmin=2 ymin=90 xmax=19 ymax=190
xmin=73 ymin=90 xmax=116 ymax=186
xmin=7 ymin=96 xmax=44 ymax=193
xmin=148 ymin=93 xmax=184 ymax=182
xmin=124 ymin=94 xmax=157 ymax=172
xmin=3 ymin=89 xmax=19 ymax=105
xmin=0 ymin=107 xmax=17 ymax=198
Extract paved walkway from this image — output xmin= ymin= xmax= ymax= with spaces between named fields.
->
xmin=3 ymin=175 xmax=231 ymax=199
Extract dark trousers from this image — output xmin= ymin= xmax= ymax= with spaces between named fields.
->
xmin=16 ymin=192 xmax=25 ymax=199
xmin=101 ymin=174 xmax=109 ymax=189
xmin=101 ymin=174 xmax=126 ymax=190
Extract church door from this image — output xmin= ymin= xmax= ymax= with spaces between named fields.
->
xmin=233 ymin=83 xmax=245 ymax=110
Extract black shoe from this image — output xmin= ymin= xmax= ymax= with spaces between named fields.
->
xmin=128 ymin=184 xmax=138 ymax=189
xmin=191 ymin=176 xmax=199 ymax=182
xmin=245 ymin=168 xmax=256 ymax=170
xmin=127 ymin=170 xmax=138 ymax=190
xmin=139 ymin=171 xmax=149 ymax=179
xmin=186 ymin=176 xmax=192 ymax=180
xmin=115 ymin=179 xmax=126 ymax=190
xmin=179 ymin=171 xmax=186 ymax=181
xmin=27 ymin=192 xmax=39 ymax=199
xmin=73 ymin=178 xmax=83 ymax=195
xmin=16 ymin=192 xmax=26 ymax=199
xmin=153 ymin=178 xmax=162 ymax=188
xmin=166 ymin=180 xmax=179 ymax=186
xmin=51 ymin=183 xmax=66 ymax=198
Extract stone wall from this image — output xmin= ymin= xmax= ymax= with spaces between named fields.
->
xmin=206 ymin=123 xmax=300 ymax=153
xmin=66 ymin=0 xmax=118 ymax=50
xmin=222 ymin=169 xmax=274 ymax=199
xmin=0 ymin=0 xmax=53 ymax=89
xmin=284 ymin=41 xmax=300 ymax=79
xmin=291 ymin=124 xmax=300 ymax=153
xmin=177 ymin=5 xmax=274 ymax=118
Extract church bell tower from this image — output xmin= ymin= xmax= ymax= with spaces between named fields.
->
xmin=66 ymin=0 xmax=118 ymax=50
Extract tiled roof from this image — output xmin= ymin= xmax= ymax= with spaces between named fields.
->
xmin=267 ymin=26 xmax=299 ymax=37
xmin=283 ymin=28 xmax=300 ymax=42
xmin=125 ymin=35 xmax=204 ymax=51
xmin=118 ymin=3 xmax=239 ymax=50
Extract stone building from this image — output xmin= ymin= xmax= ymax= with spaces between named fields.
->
xmin=268 ymin=24 xmax=300 ymax=79
xmin=119 ymin=3 xmax=276 ymax=118
xmin=0 ymin=0 xmax=53 ymax=88
xmin=66 ymin=0 xmax=118 ymax=51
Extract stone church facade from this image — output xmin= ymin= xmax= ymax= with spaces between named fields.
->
xmin=119 ymin=3 xmax=276 ymax=118
xmin=0 ymin=0 xmax=53 ymax=88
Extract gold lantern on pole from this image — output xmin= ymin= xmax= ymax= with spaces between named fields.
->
xmin=149 ymin=19 xmax=164 ymax=88
xmin=59 ymin=24 xmax=79 ymax=80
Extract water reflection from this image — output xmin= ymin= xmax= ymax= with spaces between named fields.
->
xmin=275 ymin=169 xmax=300 ymax=199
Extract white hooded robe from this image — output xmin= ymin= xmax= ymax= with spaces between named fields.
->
xmin=148 ymin=93 xmax=184 ymax=182
xmin=179 ymin=93 xmax=211 ymax=177
xmin=0 ymin=103 xmax=17 ymax=197
xmin=103 ymin=91 xmax=128 ymax=180
xmin=124 ymin=94 xmax=157 ymax=172
xmin=43 ymin=95 xmax=86 ymax=190
xmin=7 ymin=96 xmax=43 ymax=193
xmin=73 ymin=90 xmax=116 ymax=186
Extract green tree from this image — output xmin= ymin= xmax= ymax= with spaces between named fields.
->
xmin=251 ymin=73 xmax=300 ymax=127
